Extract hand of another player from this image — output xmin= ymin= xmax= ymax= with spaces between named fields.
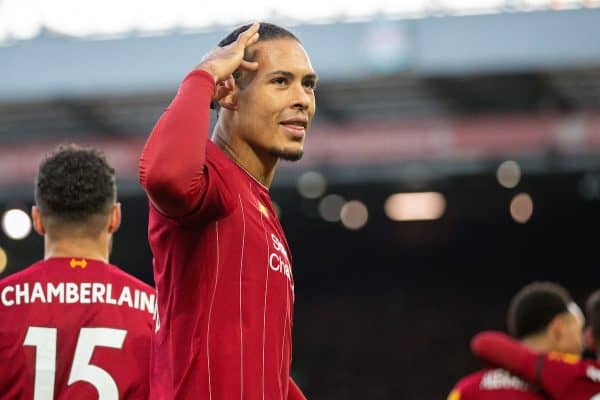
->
xmin=196 ymin=22 xmax=260 ymax=101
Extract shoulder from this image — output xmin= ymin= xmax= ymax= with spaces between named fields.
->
xmin=454 ymin=369 xmax=485 ymax=389
xmin=105 ymin=264 xmax=155 ymax=293
xmin=449 ymin=370 xmax=486 ymax=399
xmin=0 ymin=260 xmax=46 ymax=287
xmin=206 ymin=141 xmax=233 ymax=167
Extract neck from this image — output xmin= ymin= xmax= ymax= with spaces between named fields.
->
xmin=521 ymin=334 xmax=552 ymax=353
xmin=44 ymin=235 xmax=109 ymax=263
xmin=213 ymin=122 xmax=278 ymax=188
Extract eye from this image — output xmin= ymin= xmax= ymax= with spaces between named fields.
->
xmin=303 ymin=80 xmax=316 ymax=90
xmin=271 ymin=77 xmax=288 ymax=85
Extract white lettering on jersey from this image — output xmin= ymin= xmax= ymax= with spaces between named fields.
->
xmin=1 ymin=286 xmax=14 ymax=306
xmin=587 ymin=365 xmax=600 ymax=382
xmin=269 ymin=233 xmax=293 ymax=288
xmin=0 ymin=282 xmax=155 ymax=314
xmin=118 ymin=286 xmax=133 ymax=308
xmin=47 ymin=283 xmax=64 ymax=302
xmin=30 ymin=282 xmax=46 ymax=303
xmin=480 ymin=369 xmax=529 ymax=391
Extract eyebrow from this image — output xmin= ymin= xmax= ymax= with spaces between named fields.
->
xmin=266 ymin=70 xmax=319 ymax=81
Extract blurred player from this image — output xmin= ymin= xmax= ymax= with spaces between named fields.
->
xmin=139 ymin=22 xmax=314 ymax=400
xmin=0 ymin=145 xmax=155 ymax=399
xmin=585 ymin=289 xmax=600 ymax=361
xmin=471 ymin=287 xmax=600 ymax=399
xmin=448 ymin=282 xmax=584 ymax=399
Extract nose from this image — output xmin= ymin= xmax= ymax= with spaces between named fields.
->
xmin=291 ymin=83 xmax=312 ymax=112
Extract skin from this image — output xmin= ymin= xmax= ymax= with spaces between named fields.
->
xmin=31 ymin=204 xmax=121 ymax=262
xmin=197 ymin=23 xmax=318 ymax=188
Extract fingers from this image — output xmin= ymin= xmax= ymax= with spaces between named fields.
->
xmin=246 ymin=32 xmax=260 ymax=47
xmin=213 ymin=75 xmax=234 ymax=100
xmin=238 ymin=22 xmax=260 ymax=46
xmin=215 ymin=85 xmax=229 ymax=101
xmin=223 ymin=75 xmax=235 ymax=90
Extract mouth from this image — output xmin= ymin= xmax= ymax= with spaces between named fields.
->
xmin=279 ymin=118 xmax=308 ymax=139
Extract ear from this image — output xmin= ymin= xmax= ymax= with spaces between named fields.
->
xmin=585 ymin=327 xmax=596 ymax=352
xmin=31 ymin=206 xmax=46 ymax=236
xmin=548 ymin=315 xmax=564 ymax=343
xmin=217 ymin=76 xmax=238 ymax=111
xmin=107 ymin=203 xmax=121 ymax=234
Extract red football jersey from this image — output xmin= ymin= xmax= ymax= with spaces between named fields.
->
xmin=472 ymin=331 xmax=600 ymax=399
xmin=140 ymin=70 xmax=297 ymax=399
xmin=0 ymin=257 xmax=155 ymax=399
xmin=448 ymin=369 xmax=544 ymax=399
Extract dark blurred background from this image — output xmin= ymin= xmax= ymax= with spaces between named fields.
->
xmin=1 ymin=1 xmax=600 ymax=398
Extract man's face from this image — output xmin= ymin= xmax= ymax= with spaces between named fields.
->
xmin=234 ymin=38 xmax=317 ymax=161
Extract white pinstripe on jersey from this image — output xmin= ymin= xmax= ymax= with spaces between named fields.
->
xmin=238 ymin=193 xmax=247 ymax=400
xmin=206 ymin=221 xmax=221 ymax=400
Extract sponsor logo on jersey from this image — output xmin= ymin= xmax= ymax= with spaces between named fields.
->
xmin=269 ymin=233 xmax=294 ymax=290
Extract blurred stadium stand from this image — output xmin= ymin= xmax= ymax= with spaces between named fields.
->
xmin=1 ymin=5 xmax=600 ymax=398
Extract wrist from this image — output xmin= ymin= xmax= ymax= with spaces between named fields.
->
xmin=194 ymin=64 xmax=218 ymax=84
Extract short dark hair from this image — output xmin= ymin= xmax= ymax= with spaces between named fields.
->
xmin=35 ymin=145 xmax=116 ymax=227
xmin=218 ymin=22 xmax=299 ymax=49
xmin=211 ymin=22 xmax=300 ymax=110
xmin=586 ymin=290 xmax=600 ymax=344
xmin=507 ymin=282 xmax=572 ymax=339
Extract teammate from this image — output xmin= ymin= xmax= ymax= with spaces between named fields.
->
xmin=0 ymin=145 xmax=155 ymax=399
xmin=471 ymin=287 xmax=600 ymax=399
xmin=139 ymin=22 xmax=315 ymax=399
xmin=448 ymin=282 xmax=584 ymax=399
xmin=585 ymin=289 xmax=600 ymax=360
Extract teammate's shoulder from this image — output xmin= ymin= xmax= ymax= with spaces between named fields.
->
xmin=105 ymin=263 xmax=154 ymax=292
xmin=449 ymin=371 xmax=481 ymax=400
xmin=0 ymin=259 xmax=46 ymax=286
xmin=453 ymin=369 xmax=486 ymax=390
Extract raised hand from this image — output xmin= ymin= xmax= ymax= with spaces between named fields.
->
xmin=196 ymin=22 xmax=260 ymax=86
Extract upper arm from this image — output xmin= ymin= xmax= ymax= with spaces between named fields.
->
xmin=151 ymin=159 xmax=237 ymax=227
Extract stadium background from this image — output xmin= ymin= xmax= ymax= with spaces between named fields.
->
xmin=1 ymin=1 xmax=600 ymax=398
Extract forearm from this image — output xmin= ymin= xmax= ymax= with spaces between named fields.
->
xmin=471 ymin=331 xmax=540 ymax=383
xmin=139 ymin=69 xmax=215 ymax=216
xmin=288 ymin=377 xmax=307 ymax=400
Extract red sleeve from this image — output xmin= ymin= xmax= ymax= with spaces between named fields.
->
xmin=139 ymin=69 xmax=215 ymax=217
xmin=471 ymin=332 xmax=539 ymax=383
xmin=288 ymin=377 xmax=307 ymax=400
